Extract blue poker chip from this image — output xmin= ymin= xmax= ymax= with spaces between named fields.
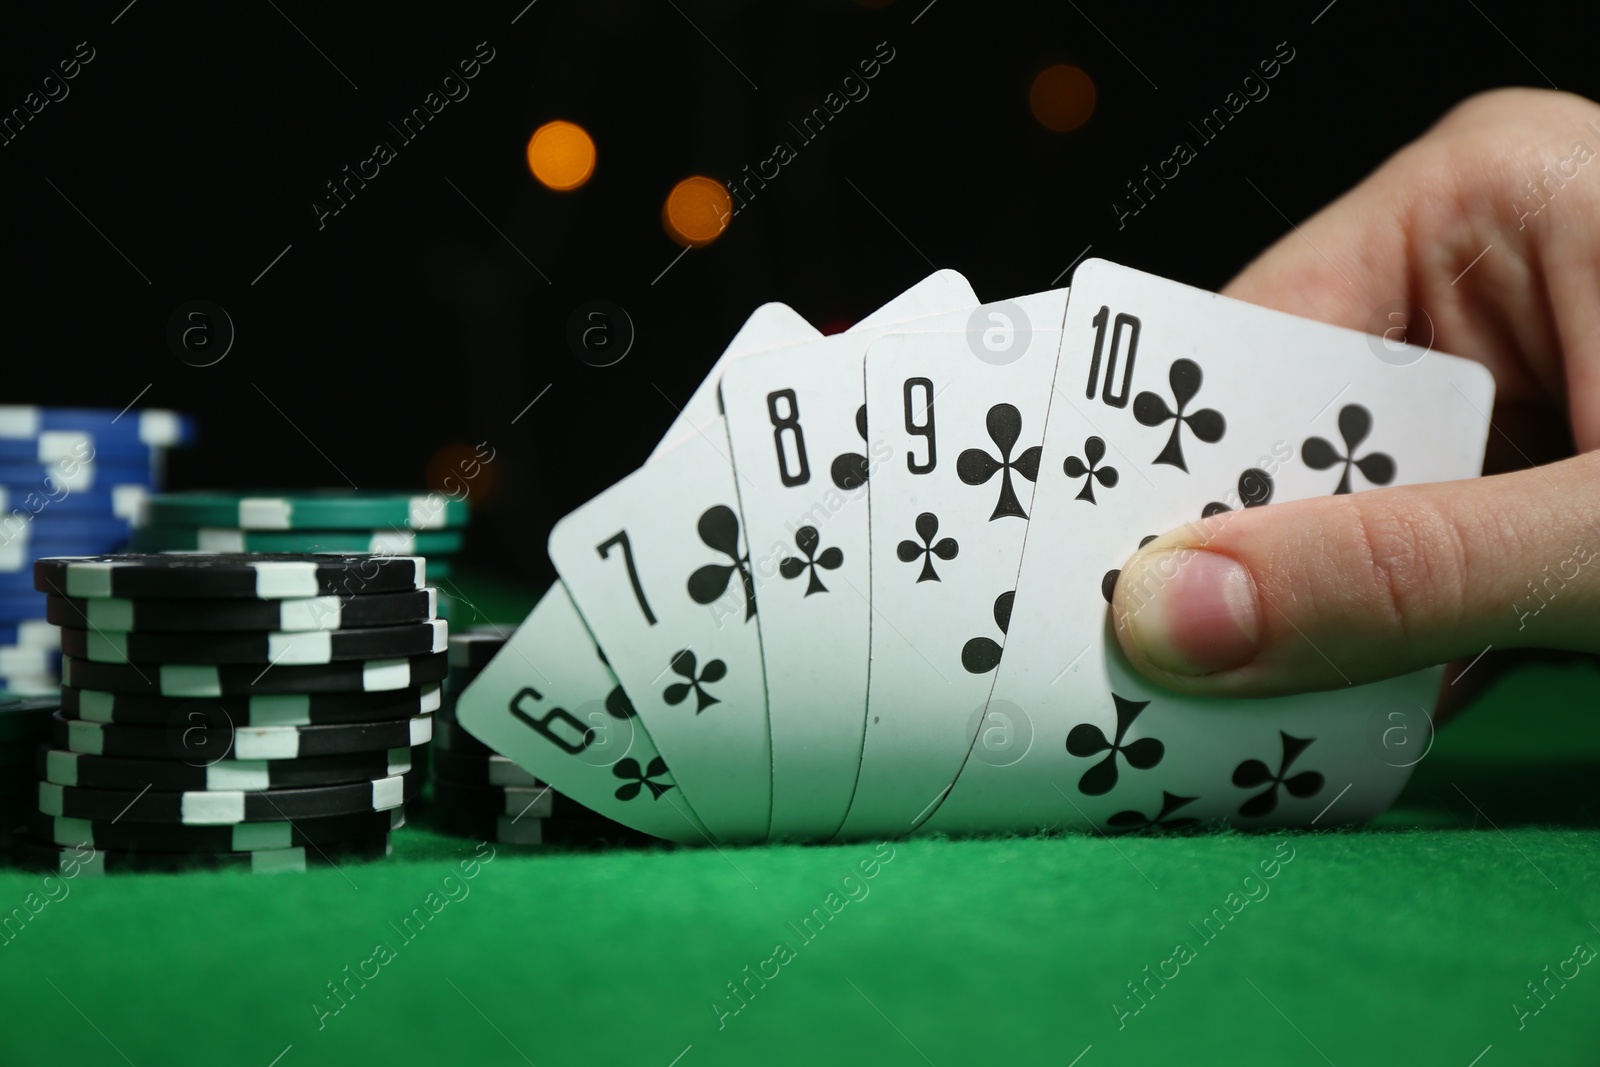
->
xmin=0 ymin=437 xmax=157 ymax=464
xmin=3 ymin=516 xmax=132 ymax=543
xmin=0 ymin=461 xmax=156 ymax=491
xmin=0 ymin=484 xmax=150 ymax=519
xmin=0 ymin=596 xmax=49 ymax=623
xmin=0 ymin=407 xmax=195 ymax=448
xmin=1 ymin=541 xmax=128 ymax=576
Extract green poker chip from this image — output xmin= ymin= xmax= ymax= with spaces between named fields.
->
xmin=145 ymin=491 xmax=469 ymax=531
xmin=129 ymin=525 xmax=464 ymax=555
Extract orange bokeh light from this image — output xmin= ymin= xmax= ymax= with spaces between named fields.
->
xmin=426 ymin=442 xmax=496 ymax=508
xmin=526 ymin=120 xmax=596 ymax=191
xmin=1029 ymin=65 xmax=1097 ymax=133
xmin=663 ymin=176 xmax=733 ymax=248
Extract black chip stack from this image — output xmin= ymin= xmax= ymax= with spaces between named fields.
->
xmin=11 ymin=552 xmax=442 ymax=875
xmin=431 ymin=628 xmax=640 ymax=846
xmin=0 ymin=696 xmax=59 ymax=834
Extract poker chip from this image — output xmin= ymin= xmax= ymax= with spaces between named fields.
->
xmin=47 ymin=588 xmax=438 ymax=633
xmin=431 ymin=780 xmax=587 ymax=820
xmin=145 ymin=491 xmax=468 ymax=531
xmin=59 ymin=618 xmax=447 ymax=665
xmin=37 ymin=745 xmax=416 ymax=792
xmin=433 ymin=807 xmax=647 ymax=847
xmin=432 ymin=716 xmax=493 ymax=756
xmin=431 ymin=750 xmax=541 ymax=788
xmin=33 ymin=553 xmax=426 ymax=600
xmin=0 ymin=407 xmax=195 ymax=449
xmin=0 ymin=619 xmax=56 ymax=648
xmin=0 ymin=462 xmax=156 ymax=492
xmin=52 ymin=711 xmax=434 ymax=760
xmin=0 ymin=484 xmax=149 ymax=518
xmin=129 ymin=526 xmax=465 ymax=555
xmin=0 ymin=644 xmax=58 ymax=677
xmin=37 ymin=772 xmax=418 ymax=823
xmin=26 ymin=808 xmax=405 ymax=852
xmin=446 ymin=629 xmax=509 ymax=670
xmin=60 ymin=684 xmax=442 ymax=727
xmin=11 ymin=833 xmax=392 ymax=874
xmin=60 ymin=650 xmax=449 ymax=695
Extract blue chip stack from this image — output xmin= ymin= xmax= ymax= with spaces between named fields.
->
xmin=0 ymin=406 xmax=195 ymax=694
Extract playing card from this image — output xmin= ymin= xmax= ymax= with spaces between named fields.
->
xmin=652 ymin=302 xmax=822 ymax=460
xmin=454 ymin=585 xmax=710 ymax=842
xmin=459 ymin=301 xmax=823 ymax=842
xmin=549 ymin=431 xmax=773 ymax=843
xmin=833 ymin=288 xmax=1071 ymax=839
xmin=718 ymin=270 xmax=979 ymax=839
xmin=923 ymin=259 xmax=1496 ymax=834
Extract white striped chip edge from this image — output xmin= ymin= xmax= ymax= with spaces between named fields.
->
xmin=86 ymin=631 xmax=130 ymax=662
xmin=179 ymin=791 xmax=248 ymax=824
xmin=37 ymin=782 xmax=66 ymax=815
xmin=197 ymin=529 xmax=246 ymax=551
xmin=408 ymin=716 xmax=433 ymax=745
xmin=232 ymin=725 xmax=303 ymax=761
xmin=428 ymin=618 xmax=447 ymax=653
xmin=250 ymin=849 xmax=310 ymax=873
xmin=407 ymin=496 xmax=446 ymax=530
xmin=268 ymin=631 xmax=332 ymax=665
xmin=159 ymin=664 xmax=223 ymax=697
xmin=0 ymin=407 xmax=43 ymax=437
xmin=244 ymin=694 xmax=314 ymax=727
xmin=278 ymin=596 xmax=342 ymax=631
xmin=240 ymin=498 xmax=293 ymax=529
xmin=139 ymin=410 xmax=183 ymax=446
xmin=111 ymin=485 xmax=148 ymax=522
xmin=63 ymin=561 xmax=121 ymax=598
xmin=204 ymin=762 xmax=272 ymax=791
xmin=233 ymin=823 xmax=295 ymax=849
xmin=84 ymin=597 xmax=135 ymax=631
xmin=65 ymin=718 xmax=106 ymax=755
xmin=420 ymin=683 xmax=441 ymax=713
xmin=369 ymin=531 xmax=417 ymax=554
xmin=362 ymin=658 xmax=411 ymax=691
xmin=45 ymin=750 xmax=81 ymax=786
xmin=252 ymin=561 xmax=321 ymax=598
xmin=371 ymin=774 xmax=407 ymax=810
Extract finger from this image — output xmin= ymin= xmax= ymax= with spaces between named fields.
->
xmin=1221 ymin=88 xmax=1600 ymax=451
xmin=1109 ymin=452 xmax=1600 ymax=697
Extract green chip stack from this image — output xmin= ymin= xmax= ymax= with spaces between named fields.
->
xmin=131 ymin=491 xmax=470 ymax=618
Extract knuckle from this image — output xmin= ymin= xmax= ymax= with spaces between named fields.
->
xmin=1338 ymin=493 xmax=1468 ymax=640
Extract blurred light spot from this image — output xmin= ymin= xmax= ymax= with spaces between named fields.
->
xmin=427 ymin=442 xmax=497 ymax=508
xmin=663 ymin=176 xmax=733 ymax=248
xmin=527 ymin=120 xmax=596 ymax=191
xmin=1030 ymin=65 xmax=1096 ymax=133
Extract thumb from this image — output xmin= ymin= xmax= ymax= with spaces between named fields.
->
xmin=1110 ymin=451 xmax=1600 ymax=697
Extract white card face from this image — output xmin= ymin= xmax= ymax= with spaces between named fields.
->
xmin=925 ymin=259 xmax=1496 ymax=835
xmin=833 ymin=288 xmax=1071 ymax=839
xmin=549 ymin=431 xmax=772 ymax=843
xmin=454 ymin=585 xmax=710 ymax=843
xmin=717 ymin=272 xmax=979 ymax=839
xmin=651 ymin=302 xmax=821 ymax=461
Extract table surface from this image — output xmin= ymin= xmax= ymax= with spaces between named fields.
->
xmin=2 ymin=575 xmax=1597 ymax=1066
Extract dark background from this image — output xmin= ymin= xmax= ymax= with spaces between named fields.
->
xmin=0 ymin=0 xmax=1592 ymax=584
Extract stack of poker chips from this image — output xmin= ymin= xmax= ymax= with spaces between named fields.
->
xmin=0 ymin=406 xmax=195 ymax=694
xmin=12 ymin=553 xmax=442 ymax=875
xmin=0 ymin=696 xmax=59 ymax=832
xmin=431 ymin=629 xmax=640 ymax=846
xmin=131 ymin=491 xmax=469 ymax=619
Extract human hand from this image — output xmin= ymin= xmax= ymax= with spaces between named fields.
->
xmin=1111 ymin=88 xmax=1600 ymax=707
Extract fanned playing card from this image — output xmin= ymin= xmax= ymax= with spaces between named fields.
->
xmin=457 ymin=302 xmax=822 ymax=842
xmin=835 ymin=288 xmax=1070 ymax=839
xmin=923 ymin=260 xmax=1496 ymax=835
xmin=718 ymin=270 xmax=979 ymax=839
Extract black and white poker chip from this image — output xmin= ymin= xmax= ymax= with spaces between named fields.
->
xmin=37 ymin=772 xmax=419 ymax=824
xmin=51 ymin=711 xmax=433 ymax=761
xmin=37 ymin=744 xmax=415 ymax=792
xmin=11 ymin=834 xmax=393 ymax=874
xmin=59 ymin=618 xmax=447 ymax=665
xmin=432 ymin=780 xmax=589 ymax=820
xmin=447 ymin=629 xmax=508 ymax=670
xmin=431 ymin=716 xmax=493 ymax=756
xmin=46 ymin=588 xmax=437 ymax=632
xmin=26 ymin=807 xmax=404 ymax=852
xmin=61 ymin=651 xmax=449 ymax=695
xmin=33 ymin=553 xmax=426 ymax=600
xmin=59 ymin=684 xmax=442 ymax=727
xmin=431 ymin=750 xmax=541 ymax=789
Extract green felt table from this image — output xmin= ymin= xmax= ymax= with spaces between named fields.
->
xmin=2 ymin=574 xmax=1597 ymax=1066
